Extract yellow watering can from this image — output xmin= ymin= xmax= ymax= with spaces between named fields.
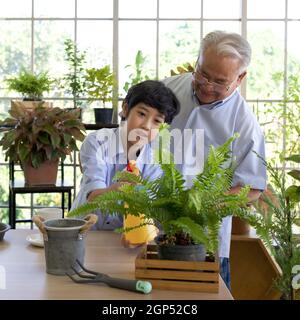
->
xmin=123 ymin=160 xmax=158 ymax=245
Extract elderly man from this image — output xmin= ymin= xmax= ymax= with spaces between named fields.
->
xmin=163 ymin=30 xmax=266 ymax=289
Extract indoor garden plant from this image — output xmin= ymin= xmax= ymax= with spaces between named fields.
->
xmin=246 ymin=154 xmax=300 ymax=300
xmin=85 ymin=65 xmax=115 ymax=124
xmin=5 ymin=69 xmax=54 ymax=110
xmin=62 ymin=39 xmax=116 ymax=124
xmin=0 ymin=104 xmax=85 ymax=185
xmin=62 ymin=38 xmax=87 ymax=111
xmin=123 ymin=50 xmax=151 ymax=94
xmin=69 ymin=128 xmax=252 ymax=262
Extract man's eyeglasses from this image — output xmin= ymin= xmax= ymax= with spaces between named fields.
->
xmin=192 ymin=69 xmax=238 ymax=93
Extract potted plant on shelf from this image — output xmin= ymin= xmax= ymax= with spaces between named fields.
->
xmin=5 ymin=69 xmax=54 ymax=110
xmin=0 ymin=104 xmax=85 ymax=186
xmin=62 ymin=38 xmax=87 ymax=114
xmin=246 ymin=154 xmax=300 ymax=300
xmin=85 ymin=65 xmax=115 ymax=124
xmin=68 ymin=129 xmax=252 ymax=262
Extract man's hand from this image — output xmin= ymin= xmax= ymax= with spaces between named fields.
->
xmin=227 ymin=186 xmax=262 ymax=204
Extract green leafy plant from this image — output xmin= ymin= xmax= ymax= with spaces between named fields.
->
xmin=0 ymin=104 xmax=85 ymax=168
xmin=5 ymin=69 xmax=53 ymax=100
xmin=62 ymin=38 xmax=87 ymax=108
xmin=246 ymin=154 xmax=300 ymax=300
xmin=85 ymin=65 xmax=115 ymax=108
xmin=123 ymin=50 xmax=151 ymax=94
xmin=69 ymin=129 xmax=251 ymax=255
xmin=261 ymin=69 xmax=300 ymax=164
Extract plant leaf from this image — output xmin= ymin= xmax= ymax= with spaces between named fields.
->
xmin=287 ymin=169 xmax=300 ymax=181
xmin=285 ymin=185 xmax=300 ymax=202
xmin=285 ymin=155 xmax=300 ymax=163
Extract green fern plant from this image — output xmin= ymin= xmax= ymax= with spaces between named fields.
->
xmin=68 ymin=129 xmax=251 ymax=255
xmin=5 ymin=69 xmax=53 ymax=100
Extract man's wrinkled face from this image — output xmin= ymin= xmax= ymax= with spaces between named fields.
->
xmin=193 ymin=46 xmax=246 ymax=104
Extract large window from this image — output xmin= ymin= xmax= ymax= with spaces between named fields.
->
xmin=0 ymin=0 xmax=299 ymax=226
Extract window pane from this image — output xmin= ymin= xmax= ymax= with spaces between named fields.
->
xmin=34 ymin=0 xmax=75 ymax=18
xmin=159 ymin=0 xmax=201 ymax=18
xmin=247 ymin=0 xmax=285 ymax=19
xmin=203 ymin=21 xmax=241 ymax=35
xmin=247 ymin=22 xmax=284 ymax=100
xmin=77 ymin=21 xmax=113 ymax=67
xmin=0 ymin=100 xmax=11 ymax=120
xmin=288 ymin=0 xmax=300 ymax=19
xmin=203 ymin=0 xmax=241 ymax=19
xmin=0 ymin=21 xmax=31 ymax=94
xmin=48 ymin=99 xmax=74 ymax=110
xmin=159 ymin=21 xmax=200 ymax=78
xmin=119 ymin=21 xmax=156 ymax=96
xmin=34 ymin=21 xmax=74 ymax=97
xmin=0 ymin=209 xmax=8 ymax=223
xmin=252 ymin=101 xmax=283 ymax=163
xmin=287 ymin=21 xmax=300 ymax=75
xmin=0 ymin=0 xmax=31 ymax=17
xmin=119 ymin=0 xmax=156 ymax=18
xmin=77 ymin=0 xmax=113 ymax=18
xmin=284 ymin=103 xmax=300 ymax=158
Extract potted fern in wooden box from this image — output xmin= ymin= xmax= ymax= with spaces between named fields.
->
xmin=68 ymin=128 xmax=252 ymax=291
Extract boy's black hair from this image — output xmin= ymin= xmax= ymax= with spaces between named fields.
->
xmin=123 ymin=80 xmax=180 ymax=124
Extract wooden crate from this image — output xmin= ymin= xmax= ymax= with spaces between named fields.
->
xmin=135 ymin=244 xmax=219 ymax=293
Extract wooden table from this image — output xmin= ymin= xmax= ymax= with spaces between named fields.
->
xmin=0 ymin=230 xmax=233 ymax=300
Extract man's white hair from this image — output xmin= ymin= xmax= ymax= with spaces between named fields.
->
xmin=198 ymin=30 xmax=252 ymax=73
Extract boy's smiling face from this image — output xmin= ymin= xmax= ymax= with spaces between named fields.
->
xmin=123 ymin=102 xmax=165 ymax=148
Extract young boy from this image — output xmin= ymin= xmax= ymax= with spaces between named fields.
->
xmin=71 ymin=80 xmax=180 ymax=231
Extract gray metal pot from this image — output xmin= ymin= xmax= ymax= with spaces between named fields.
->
xmin=33 ymin=214 xmax=98 ymax=276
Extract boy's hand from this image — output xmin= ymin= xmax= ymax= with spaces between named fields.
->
xmin=87 ymin=182 xmax=130 ymax=202
xmin=120 ymin=234 xmax=146 ymax=249
xmin=109 ymin=181 xmax=130 ymax=191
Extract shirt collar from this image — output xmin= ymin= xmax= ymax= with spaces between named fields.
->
xmin=191 ymin=84 xmax=238 ymax=110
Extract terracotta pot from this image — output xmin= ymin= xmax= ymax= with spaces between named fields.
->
xmin=22 ymin=159 xmax=59 ymax=186
xmin=11 ymin=100 xmax=53 ymax=111
xmin=231 ymin=216 xmax=250 ymax=235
